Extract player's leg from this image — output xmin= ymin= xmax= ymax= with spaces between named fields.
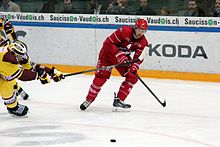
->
xmin=15 ymin=83 xmax=29 ymax=100
xmin=80 ymin=60 xmax=112 ymax=110
xmin=0 ymin=79 xmax=29 ymax=116
xmin=113 ymin=67 xmax=138 ymax=110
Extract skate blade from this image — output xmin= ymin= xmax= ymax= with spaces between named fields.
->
xmin=9 ymin=111 xmax=29 ymax=118
xmin=9 ymin=114 xmax=28 ymax=118
xmin=112 ymin=107 xmax=131 ymax=112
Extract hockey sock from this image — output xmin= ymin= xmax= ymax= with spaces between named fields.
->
xmin=117 ymin=81 xmax=133 ymax=101
xmin=86 ymin=77 xmax=107 ymax=102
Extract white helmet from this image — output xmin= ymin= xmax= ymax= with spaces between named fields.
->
xmin=9 ymin=41 xmax=27 ymax=56
xmin=14 ymin=40 xmax=28 ymax=52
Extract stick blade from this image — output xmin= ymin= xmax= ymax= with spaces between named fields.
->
xmin=161 ymin=100 xmax=166 ymax=107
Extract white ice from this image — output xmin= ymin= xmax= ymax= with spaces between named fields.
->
xmin=0 ymin=75 xmax=220 ymax=147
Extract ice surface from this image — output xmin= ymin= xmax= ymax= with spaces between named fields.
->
xmin=0 ymin=75 xmax=220 ymax=147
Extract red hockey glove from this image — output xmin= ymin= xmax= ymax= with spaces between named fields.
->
xmin=49 ymin=67 xmax=65 ymax=82
xmin=129 ymin=63 xmax=139 ymax=73
xmin=114 ymin=51 xmax=129 ymax=64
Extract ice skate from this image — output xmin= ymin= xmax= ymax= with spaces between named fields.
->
xmin=112 ymin=93 xmax=131 ymax=112
xmin=7 ymin=104 xmax=29 ymax=117
xmin=80 ymin=100 xmax=92 ymax=111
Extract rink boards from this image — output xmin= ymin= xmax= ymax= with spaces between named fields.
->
xmin=1 ymin=12 xmax=220 ymax=82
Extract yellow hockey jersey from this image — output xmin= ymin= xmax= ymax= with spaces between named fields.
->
xmin=0 ymin=17 xmax=16 ymax=47
xmin=0 ymin=45 xmax=33 ymax=81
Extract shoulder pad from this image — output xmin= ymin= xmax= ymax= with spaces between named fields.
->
xmin=2 ymin=52 xmax=18 ymax=64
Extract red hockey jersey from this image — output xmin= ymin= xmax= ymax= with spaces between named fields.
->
xmin=102 ymin=26 xmax=148 ymax=65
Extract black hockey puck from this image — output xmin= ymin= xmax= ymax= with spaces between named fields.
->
xmin=110 ymin=139 xmax=116 ymax=142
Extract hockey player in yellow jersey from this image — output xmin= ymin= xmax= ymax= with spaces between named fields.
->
xmin=0 ymin=41 xmax=65 ymax=116
xmin=0 ymin=17 xmax=30 ymax=100
xmin=0 ymin=17 xmax=16 ymax=46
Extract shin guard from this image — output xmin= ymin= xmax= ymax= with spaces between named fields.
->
xmin=86 ymin=77 xmax=107 ymax=102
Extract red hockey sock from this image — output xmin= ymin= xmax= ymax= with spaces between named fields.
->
xmin=117 ymin=81 xmax=133 ymax=101
xmin=86 ymin=77 xmax=107 ymax=102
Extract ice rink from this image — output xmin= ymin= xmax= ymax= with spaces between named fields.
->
xmin=0 ymin=74 xmax=220 ymax=147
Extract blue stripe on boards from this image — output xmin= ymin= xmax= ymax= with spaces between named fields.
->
xmin=11 ymin=21 xmax=220 ymax=33
xmin=150 ymin=26 xmax=220 ymax=32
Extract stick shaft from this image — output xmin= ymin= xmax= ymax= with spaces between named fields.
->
xmin=64 ymin=60 xmax=139 ymax=77
xmin=135 ymin=73 xmax=166 ymax=107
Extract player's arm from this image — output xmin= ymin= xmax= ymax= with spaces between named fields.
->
xmin=2 ymin=47 xmax=64 ymax=84
xmin=1 ymin=52 xmax=37 ymax=81
xmin=33 ymin=64 xmax=65 ymax=83
xmin=108 ymin=27 xmax=130 ymax=64
xmin=19 ymin=62 xmax=64 ymax=84
xmin=18 ymin=61 xmax=47 ymax=82
xmin=1 ymin=45 xmax=49 ymax=83
xmin=108 ymin=26 xmax=128 ymax=45
xmin=18 ymin=69 xmax=37 ymax=81
xmin=15 ymin=63 xmax=63 ymax=84
xmin=3 ymin=18 xmax=17 ymax=42
xmin=0 ymin=61 xmax=48 ymax=83
xmin=130 ymin=41 xmax=148 ymax=73
xmin=14 ymin=40 xmax=64 ymax=83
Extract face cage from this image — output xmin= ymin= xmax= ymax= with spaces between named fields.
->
xmin=16 ymin=53 xmax=28 ymax=62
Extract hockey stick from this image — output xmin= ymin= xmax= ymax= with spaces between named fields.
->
xmin=135 ymin=73 xmax=166 ymax=107
xmin=64 ymin=46 xmax=148 ymax=77
xmin=64 ymin=60 xmax=139 ymax=77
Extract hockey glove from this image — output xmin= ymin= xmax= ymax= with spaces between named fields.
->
xmin=36 ymin=67 xmax=50 ymax=84
xmin=129 ymin=63 xmax=139 ymax=74
xmin=114 ymin=51 xmax=129 ymax=64
xmin=49 ymin=67 xmax=65 ymax=82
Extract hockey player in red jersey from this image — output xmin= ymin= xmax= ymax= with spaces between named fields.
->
xmin=80 ymin=18 xmax=149 ymax=111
